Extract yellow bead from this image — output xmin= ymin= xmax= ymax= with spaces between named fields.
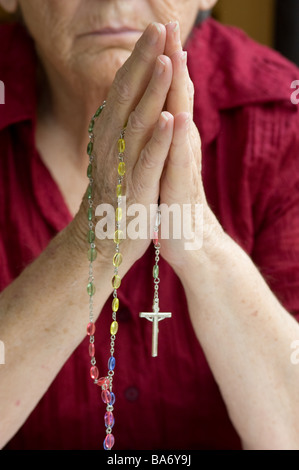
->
xmin=114 ymin=230 xmax=123 ymax=244
xmin=116 ymin=207 xmax=122 ymax=222
xmin=116 ymin=184 xmax=122 ymax=197
xmin=110 ymin=321 xmax=119 ymax=335
xmin=113 ymin=252 xmax=123 ymax=267
xmin=118 ymin=161 xmax=126 ymax=176
xmin=118 ymin=138 xmax=125 ymax=154
xmin=112 ymin=297 xmax=119 ymax=312
xmin=112 ymin=274 xmax=121 ymax=289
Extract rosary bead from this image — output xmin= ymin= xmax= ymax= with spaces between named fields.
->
xmin=97 ymin=376 xmax=110 ymax=387
xmin=88 ymin=119 xmax=95 ymax=133
xmin=108 ymin=356 xmax=116 ymax=371
xmin=116 ymin=184 xmax=122 ymax=198
xmin=113 ymin=230 xmax=123 ymax=244
xmin=109 ymin=392 xmax=116 ymax=406
xmin=118 ymin=138 xmax=125 ymax=154
xmin=87 ymin=230 xmax=95 ymax=243
xmin=118 ymin=161 xmax=126 ymax=176
xmin=112 ymin=274 xmax=121 ymax=289
xmin=87 ymin=207 xmax=93 ymax=221
xmin=87 ymin=141 xmax=93 ymax=156
xmin=110 ymin=321 xmax=119 ymax=335
xmin=112 ymin=297 xmax=119 ymax=312
xmin=115 ymin=207 xmax=122 ymax=222
xmin=87 ymin=322 xmax=96 ymax=336
xmin=88 ymin=343 xmax=95 ymax=357
xmin=101 ymin=389 xmax=111 ymax=404
xmin=87 ymin=163 xmax=93 ymax=178
xmin=104 ymin=411 xmax=115 ymax=428
xmin=104 ymin=433 xmax=115 ymax=450
xmin=90 ymin=365 xmax=99 ymax=380
xmin=88 ymin=248 xmax=97 ymax=262
xmin=113 ymin=252 xmax=123 ymax=267
xmin=87 ymin=282 xmax=96 ymax=296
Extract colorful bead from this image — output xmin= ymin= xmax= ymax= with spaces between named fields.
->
xmin=87 ymin=248 xmax=97 ymax=262
xmin=101 ymin=389 xmax=111 ymax=404
xmin=103 ymin=433 xmax=115 ymax=450
xmin=87 ymin=230 xmax=95 ymax=243
xmin=110 ymin=321 xmax=119 ymax=335
xmin=95 ymin=104 xmax=104 ymax=117
xmin=87 ymin=282 xmax=96 ymax=296
xmin=87 ymin=141 xmax=93 ymax=155
xmin=87 ymin=164 xmax=93 ymax=178
xmin=112 ymin=297 xmax=119 ymax=312
xmin=88 ymin=343 xmax=95 ymax=357
xmin=88 ymin=119 xmax=95 ymax=133
xmin=113 ymin=253 xmax=123 ymax=267
xmin=118 ymin=161 xmax=126 ymax=176
xmin=109 ymin=392 xmax=116 ymax=406
xmin=153 ymin=230 xmax=159 ymax=246
xmin=90 ymin=365 xmax=99 ymax=380
xmin=87 ymin=322 xmax=96 ymax=336
xmin=118 ymin=138 xmax=125 ymax=154
xmin=87 ymin=207 xmax=93 ymax=221
xmin=112 ymin=275 xmax=121 ymax=289
xmin=115 ymin=207 xmax=122 ymax=222
xmin=108 ymin=356 xmax=116 ymax=371
xmin=97 ymin=377 xmax=110 ymax=388
xmin=116 ymin=184 xmax=122 ymax=197
xmin=104 ymin=411 xmax=115 ymax=428
xmin=87 ymin=185 xmax=92 ymax=199
xmin=114 ymin=230 xmax=123 ymax=244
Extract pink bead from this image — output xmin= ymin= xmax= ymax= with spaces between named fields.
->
xmin=104 ymin=433 xmax=115 ymax=450
xmin=104 ymin=411 xmax=115 ymax=427
xmin=90 ymin=365 xmax=99 ymax=380
xmin=88 ymin=343 xmax=95 ymax=357
xmin=97 ymin=377 xmax=110 ymax=388
xmin=87 ymin=322 xmax=96 ymax=336
xmin=101 ymin=389 xmax=111 ymax=404
xmin=153 ymin=231 xmax=159 ymax=245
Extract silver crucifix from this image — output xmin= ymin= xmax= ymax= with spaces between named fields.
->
xmin=139 ymin=308 xmax=172 ymax=357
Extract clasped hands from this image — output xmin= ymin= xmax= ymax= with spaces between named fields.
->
xmin=92 ymin=21 xmax=224 ymax=273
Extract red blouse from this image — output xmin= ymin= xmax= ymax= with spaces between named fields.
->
xmin=1 ymin=18 xmax=299 ymax=450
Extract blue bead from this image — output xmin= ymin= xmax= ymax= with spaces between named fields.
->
xmin=108 ymin=356 xmax=116 ymax=370
xmin=109 ymin=392 xmax=116 ymax=406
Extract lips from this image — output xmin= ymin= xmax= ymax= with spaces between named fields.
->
xmin=78 ymin=26 xmax=143 ymax=37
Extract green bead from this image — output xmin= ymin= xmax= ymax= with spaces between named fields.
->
xmin=88 ymin=248 xmax=97 ymax=262
xmin=88 ymin=207 xmax=93 ymax=221
xmin=87 ymin=164 xmax=92 ymax=178
xmin=87 ymin=185 xmax=92 ymax=200
xmin=87 ymin=141 xmax=93 ymax=156
xmin=88 ymin=119 xmax=95 ymax=133
xmin=87 ymin=282 xmax=96 ymax=296
xmin=95 ymin=104 xmax=104 ymax=117
xmin=153 ymin=265 xmax=159 ymax=279
xmin=87 ymin=230 xmax=95 ymax=243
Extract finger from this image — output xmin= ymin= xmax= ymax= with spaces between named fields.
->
xmin=131 ymin=111 xmax=174 ymax=201
xmin=164 ymin=21 xmax=182 ymax=58
xmin=166 ymin=49 xmax=194 ymax=117
xmin=160 ymin=112 xmax=194 ymax=204
xmin=105 ymin=22 xmax=166 ymax=131
xmin=124 ymin=54 xmax=173 ymax=165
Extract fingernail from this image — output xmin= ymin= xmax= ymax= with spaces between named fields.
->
xmin=159 ymin=112 xmax=169 ymax=130
xmin=147 ymin=22 xmax=161 ymax=45
xmin=156 ymin=56 xmax=166 ymax=75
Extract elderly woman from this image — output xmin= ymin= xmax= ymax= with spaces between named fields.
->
xmin=0 ymin=0 xmax=299 ymax=451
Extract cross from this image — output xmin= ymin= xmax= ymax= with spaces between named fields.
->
xmin=139 ymin=309 xmax=172 ymax=357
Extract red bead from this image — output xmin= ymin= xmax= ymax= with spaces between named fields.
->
xmin=90 ymin=365 xmax=99 ymax=380
xmin=153 ymin=231 xmax=159 ymax=245
xmin=87 ymin=322 xmax=95 ymax=336
xmin=96 ymin=376 xmax=110 ymax=388
xmin=104 ymin=433 xmax=115 ymax=450
xmin=101 ymin=389 xmax=111 ymax=404
xmin=88 ymin=343 xmax=95 ymax=357
xmin=104 ymin=411 xmax=115 ymax=427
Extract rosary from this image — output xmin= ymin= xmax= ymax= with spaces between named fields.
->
xmin=85 ymin=102 xmax=172 ymax=450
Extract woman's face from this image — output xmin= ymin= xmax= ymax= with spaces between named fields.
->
xmin=6 ymin=0 xmax=216 ymax=91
